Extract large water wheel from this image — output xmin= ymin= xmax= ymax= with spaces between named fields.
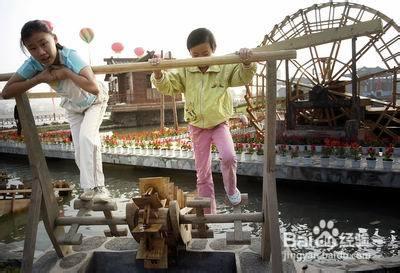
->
xmin=246 ymin=1 xmax=400 ymax=138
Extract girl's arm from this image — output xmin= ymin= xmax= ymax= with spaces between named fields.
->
xmin=228 ymin=48 xmax=257 ymax=87
xmin=149 ymin=56 xmax=185 ymax=95
xmin=50 ymin=65 xmax=100 ymax=95
xmin=1 ymin=70 xmax=55 ymax=99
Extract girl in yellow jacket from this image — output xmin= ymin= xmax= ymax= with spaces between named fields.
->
xmin=151 ymin=28 xmax=256 ymax=213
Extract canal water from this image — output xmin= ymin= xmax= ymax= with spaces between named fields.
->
xmin=0 ymin=154 xmax=399 ymax=262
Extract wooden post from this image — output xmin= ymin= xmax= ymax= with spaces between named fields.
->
xmin=15 ymin=94 xmax=68 ymax=272
xmin=172 ymin=95 xmax=179 ymax=130
xmin=261 ymin=61 xmax=283 ymax=271
xmin=351 ymin=37 xmax=360 ymax=124
xmin=285 ymin=59 xmax=294 ymax=129
xmin=393 ymin=70 xmax=397 ymax=106
xmin=21 ymin=180 xmax=42 ymax=272
xmin=160 ymin=95 xmax=165 ymax=130
xmin=128 ymin=72 xmax=134 ymax=103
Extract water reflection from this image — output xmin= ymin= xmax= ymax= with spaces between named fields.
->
xmin=0 ymin=155 xmax=400 ymax=261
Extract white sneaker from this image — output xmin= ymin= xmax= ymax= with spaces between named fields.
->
xmin=80 ymin=188 xmax=95 ymax=201
xmin=93 ymin=187 xmax=112 ymax=203
xmin=227 ymin=189 xmax=242 ymax=206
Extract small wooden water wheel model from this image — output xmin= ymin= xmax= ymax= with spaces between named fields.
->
xmin=246 ymin=2 xmax=400 ymax=140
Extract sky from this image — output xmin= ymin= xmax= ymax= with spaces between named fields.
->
xmin=0 ymin=0 xmax=399 ymax=80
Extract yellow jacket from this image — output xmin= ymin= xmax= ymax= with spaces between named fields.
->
xmin=151 ymin=63 xmax=256 ymax=129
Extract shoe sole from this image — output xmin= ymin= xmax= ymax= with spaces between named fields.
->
xmin=223 ymin=196 xmax=242 ymax=207
xmin=93 ymin=197 xmax=111 ymax=203
xmin=80 ymin=196 xmax=94 ymax=201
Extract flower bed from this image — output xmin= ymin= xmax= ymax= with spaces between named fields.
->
xmin=0 ymin=125 xmax=398 ymax=168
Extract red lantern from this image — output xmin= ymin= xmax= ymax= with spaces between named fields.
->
xmin=79 ymin=28 xmax=94 ymax=44
xmin=42 ymin=20 xmax=54 ymax=31
xmin=134 ymin=47 xmax=145 ymax=57
xmin=111 ymin=42 xmax=124 ymax=54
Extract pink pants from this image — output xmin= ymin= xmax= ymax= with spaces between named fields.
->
xmin=189 ymin=122 xmax=238 ymax=214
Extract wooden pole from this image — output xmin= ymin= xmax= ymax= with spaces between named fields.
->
xmin=15 ymin=94 xmax=69 ymax=272
xmin=285 ymin=59 xmax=294 ymax=129
xmin=21 ymin=180 xmax=41 ymax=272
xmin=261 ymin=61 xmax=283 ymax=271
xmin=351 ymin=37 xmax=360 ymax=123
xmin=55 ymin=212 xmax=263 ymax=226
xmin=0 ymin=50 xmax=296 ymax=82
xmin=172 ymin=95 xmax=179 ymax=130
xmin=92 ymin=50 xmax=295 ymax=74
xmin=160 ymin=95 xmax=165 ymax=130
xmin=393 ymin=70 xmax=397 ymax=106
xmin=128 ymin=72 xmax=134 ymax=103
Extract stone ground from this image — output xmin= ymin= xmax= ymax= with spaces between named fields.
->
xmin=3 ymin=235 xmax=400 ymax=272
xmin=29 ymin=236 xmax=296 ymax=273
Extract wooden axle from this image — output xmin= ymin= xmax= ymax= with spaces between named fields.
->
xmin=55 ymin=211 xmax=263 ymax=226
xmin=181 ymin=212 xmax=264 ymax=224
xmin=56 ymin=216 xmax=126 ymax=226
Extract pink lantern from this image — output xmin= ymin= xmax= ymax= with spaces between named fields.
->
xmin=134 ymin=47 xmax=145 ymax=57
xmin=42 ymin=20 xmax=54 ymax=31
xmin=79 ymin=28 xmax=94 ymax=44
xmin=111 ymin=42 xmax=124 ymax=54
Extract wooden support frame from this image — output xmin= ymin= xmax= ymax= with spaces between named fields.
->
xmin=262 ymin=61 xmax=283 ymax=271
xmin=15 ymin=94 xmax=70 ymax=273
xmin=3 ymin=50 xmax=295 ymax=272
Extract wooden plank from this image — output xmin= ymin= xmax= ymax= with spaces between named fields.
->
xmin=168 ymin=201 xmax=181 ymax=241
xmin=126 ymin=202 xmax=139 ymax=239
xmin=16 ymin=94 xmax=67 ymax=262
xmin=143 ymin=244 xmax=168 ymax=269
xmin=139 ymin=177 xmax=170 ymax=200
xmin=58 ymin=208 xmax=88 ymax=245
xmin=56 ymin=216 xmax=126 ymax=226
xmin=21 ymin=180 xmax=41 ymax=273
xmin=186 ymin=196 xmax=211 ymax=208
xmin=103 ymin=210 xmax=119 ymax=236
xmin=144 ymin=244 xmax=168 ymax=269
xmin=233 ymin=206 xmax=243 ymax=241
xmin=168 ymin=182 xmax=175 ymax=202
xmin=132 ymin=223 xmax=163 ymax=234
xmin=226 ymin=196 xmax=250 ymax=245
xmin=178 ymin=189 xmax=184 ymax=208
xmin=254 ymin=19 xmax=383 ymax=52
xmin=73 ymin=200 xmax=118 ymax=211
xmin=180 ymin=207 xmax=193 ymax=215
xmin=136 ymin=237 xmax=165 ymax=260
xmin=0 ymin=199 xmax=30 ymax=216
xmin=181 ymin=213 xmax=263 ymax=224
xmin=132 ymin=195 xmax=163 ymax=209
xmin=262 ymin=61 xmax=283 ymax=271
xmin=226 ymin=231 xmax=251 ymax=245
xmin=191 ymin=229 xmax=214 ymax=238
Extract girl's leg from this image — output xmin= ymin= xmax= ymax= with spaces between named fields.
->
xmin=189 ymin=125 xmax=215 ymax=214
xmin=78 ymin=102 xmax=107 ymax=189
xmin=65 ymin=110 xmax=84 ymax=176
xmin=212 ymin=122 xmax=238 ymax=196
